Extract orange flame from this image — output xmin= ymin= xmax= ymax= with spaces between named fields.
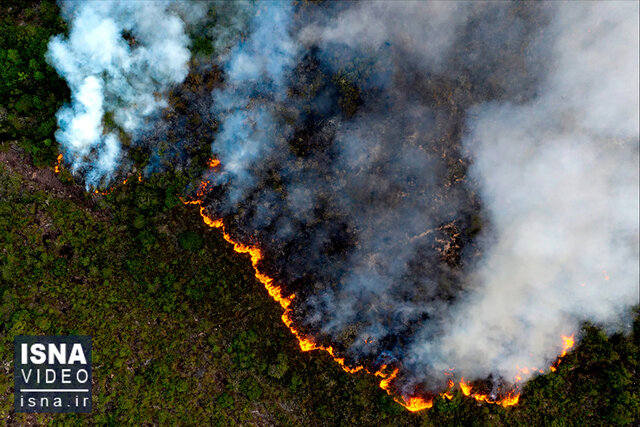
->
xmin=459 ymin=378 xmax=472 ymax=396
xmin=376 ymin=368 xmax=433 ymax=411
xmin=550 ymin=334 xmax=575 ymax=372
xmin=402 ymin=396 xmax=434 ymax=411
xmin=443 ymin=379 xmax=454 ymax=400
xmin=559 ymin=335 xmax=575 ymax=358
xmin=54 ymin=153 xmax=63 ymax=174
xmin=207 ymin=158 xmax=221 ymax=168
xmin=457 ymin=377 xmax=520 ymax=407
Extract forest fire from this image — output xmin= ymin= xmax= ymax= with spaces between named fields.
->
xmin=458 ymin=378 xmax=520 ymax=408
xmin=550 ymin=334 xmax=575 ymax=372
xmin=48 ymin=150 xmax=585 ymax=412
xmin=54 ymin=153 xmax=63 ymax=174
xmin=53 ymin=154 xmax=143 ymax=194
xmin=33 ymin=0 xmax=637 ymax=421
xmin=179 ymin=170 xmax=578 ymax=412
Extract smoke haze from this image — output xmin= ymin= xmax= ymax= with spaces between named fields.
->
xmin=48 ymin=0 xmax=639 ymax=399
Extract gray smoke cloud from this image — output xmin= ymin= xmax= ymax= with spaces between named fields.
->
xmin=47 ymin=0 xmax=205 ymax=186
xmin=218 ymin=0 xmax=639 ymax=394
xmin=48 ymin=0 xmax=639 ymax=400
xmin=414 ymin=1 xmax=640 ymax=382
xmin=209 ymin=1 xmax=299 ymax=206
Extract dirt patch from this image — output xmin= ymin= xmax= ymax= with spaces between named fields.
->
xmin=0 ymin=144 xmax=101 ymax=214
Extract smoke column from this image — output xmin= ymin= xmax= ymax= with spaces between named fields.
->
xmin=209 ymin=1 xmax=298 ymax=206
xmin=407 ymin=2 xmax=640 ymax=383
xmin=46 ymin=0 xmax=204 ymax=186
xmin=48 ymin=1 xmax=639 ymax=401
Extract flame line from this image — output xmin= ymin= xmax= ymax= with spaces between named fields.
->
xmin=182 ymin=189 xmax=436 ymax=410
xmin=50 ymin=151 xmax=579 ymax=412
xmin=176 ymin=167 xmax=575 ymax=412
xmin=54 ymin=153 xmax=63 ymax=174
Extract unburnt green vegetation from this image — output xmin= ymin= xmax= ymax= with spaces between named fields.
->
xmin=0 ymin=0 xmax=68 ymax=167
xmin=0 ymin=1 xmax=638 ymax=426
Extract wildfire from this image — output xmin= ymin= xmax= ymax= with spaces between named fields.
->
xmin=550 ymin=334 xmax=575 ymax=372
xmin=91 ymin=172 xmax=142 ymax=195
xmin=375 ymin=367 xmax=434 ymax=411
xmin=54 ymin=153 xmax=63 ymax=174
xmin=179 ymin=159 xmax=578 ymax=412
xmin=458 ymin=378 xmax=520 ymax=407
xmin=45 ymin=153 xmax=582 ymax=411
xmin=443 ymin=379 xmax=454 ymax=400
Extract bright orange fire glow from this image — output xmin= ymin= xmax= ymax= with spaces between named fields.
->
xmin=460 ymin=378 xmax=472 ymax=396
xmin=207 ymin=158 xmax=221 ymax=168
xmin=550 ymin=334 xmax=575 ymax=372
xmin=181 ymin=173 xmax=579 ymax=412
xmin=401 ymin=396 xmax=434 ymax=411
xmin=443 ymin=379 xmax=454 ymax=400
xmin=376 ymin=368 xmax=434 ymax=411
xmin=559 ymin=335 xmax=575 ymax=358
xmin=458 ymin=378 xmax=520 ymax=407
xmin=54 ymin=153 xmax=63 ymax=174
xmin=90 ymin=171 xmax=142 ymax=196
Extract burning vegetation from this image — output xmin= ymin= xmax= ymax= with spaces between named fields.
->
xmin=179 ymin=165 xmax=578 ymax=411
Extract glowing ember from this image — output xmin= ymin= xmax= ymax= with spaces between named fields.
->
xmin=459 ymin=378 xmax=472 ymax=396
xmin=550 ymin=334 xmax=575 ymax=372
xmin=54 ymin=153 xmax=63 ymax=174
xmin=90 ymin=172 xmax=142 ymax=196
xmin=560 ymin=335 xmax=575 ymax=358
xmin=457 ymin=378 xmax=520 ymax=408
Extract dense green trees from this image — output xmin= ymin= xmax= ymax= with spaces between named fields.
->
xmin=0 ymin=0 xmax=68 ymax=166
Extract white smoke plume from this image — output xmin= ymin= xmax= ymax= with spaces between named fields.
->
xmin=47 ymin=0 xmax=204 ymax=186
xmin=210 ymin=1 xmax=298 ymax=206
